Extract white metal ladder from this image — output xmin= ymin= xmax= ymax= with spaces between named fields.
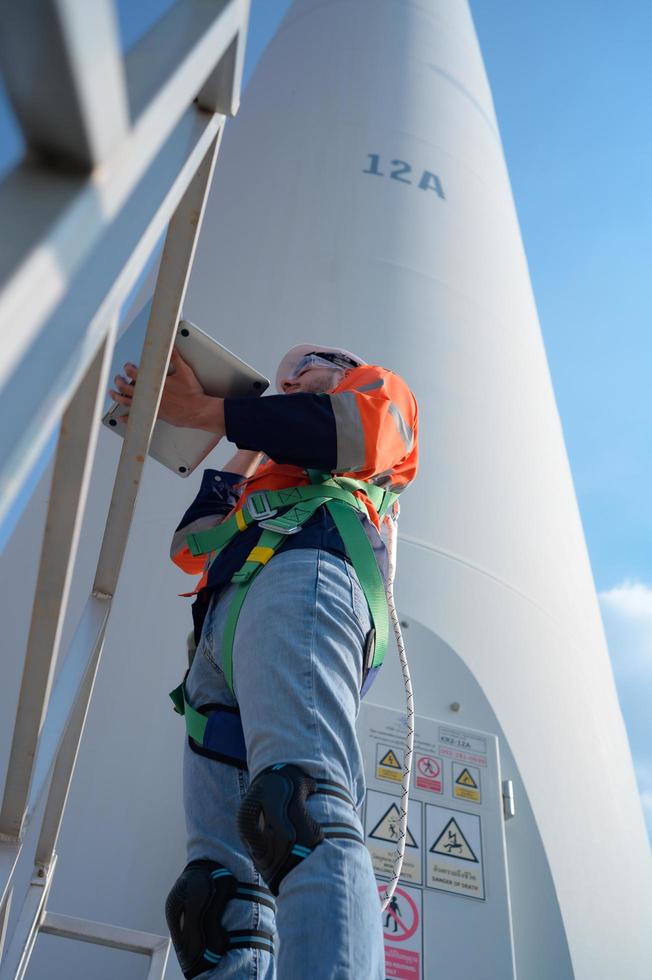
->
xmin=0 ymin=2 xmax=251 ymax=976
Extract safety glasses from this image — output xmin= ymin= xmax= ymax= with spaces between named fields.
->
xmin=288 ymin=352 xmax=358 ymax=380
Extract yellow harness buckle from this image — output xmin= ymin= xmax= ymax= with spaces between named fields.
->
xmin=247 ymin=546 xmax=275 ymax=566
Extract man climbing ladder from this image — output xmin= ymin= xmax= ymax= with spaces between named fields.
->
xmin=111 ymin=343 xmax=418 ymax=978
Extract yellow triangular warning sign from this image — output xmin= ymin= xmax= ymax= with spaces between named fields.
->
xmin=430 ymin=818 xmax=478 ymax=863
xmin=379 ymin=749 xmax=401 ymax=769
xmin=369 ymin=803 xmax=418 ymax=848
xmin=455 ymin=768 xmax=477 ymax=788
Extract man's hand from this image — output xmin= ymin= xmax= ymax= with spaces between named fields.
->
xmin=109 ymin=348 xmax=226 ymax=435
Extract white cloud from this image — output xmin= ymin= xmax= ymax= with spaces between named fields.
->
xmin=600 ymin=580 xmax=652 ymax=622
xmin=599 ymin=580 xmax=652 ymax=675
xmin=599 ymin=581 xmax=652 ymax=842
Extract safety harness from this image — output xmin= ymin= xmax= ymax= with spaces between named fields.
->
xmin=167 ymin=474 xmax=402 ymax=944
xmin=170 ymin=471 xmax=398 ymax=767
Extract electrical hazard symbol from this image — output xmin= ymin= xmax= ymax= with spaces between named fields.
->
xmin=376 ymin=744 xmax=403 ymax=782
xmin=425 ymin=805 xmax=485 ymax=900
xmin=430 ymin=818 xmax=478 ymax=862
xmin=452 ymin=763 xmax=481 ymax=803
xmin=456 ymin=768 xmax=476 ymax=786
xmin=369 ymin=803 xmax=418 ymax=847
xmin=365 ymin=790 xmax=423 ymax=884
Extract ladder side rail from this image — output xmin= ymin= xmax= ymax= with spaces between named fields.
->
xmin=94 ymin=131 xmax=222 ymax=594
xmin=1 ymin=623 xmax=107 ymax=980
xmin=1 ymin=103 xmax=222 ymax=837
xmin=0 ymin=888 xmax=12 ymax=963
xmin=0 ymin=101 xmax=223 ymax=864
xmin=0 ymin=107 xmax=222 ymax=959
xmin=25 ymin=596 xmax=111 ymax=834
xmin=33 ymin=607 xmax=109 ymax=874
xmin=34 ymin=138 xmax=221 ymax=865
xmin=0 ymin=133 xmax=223 ymax=980
xmin=0 ymin=335 xmax=116 ymax=841
xmin=0 ymin=851 xmax=19 ymax=921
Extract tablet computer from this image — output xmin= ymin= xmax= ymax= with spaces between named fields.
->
xmin=102 ymin=319 xmax=269 ymax=476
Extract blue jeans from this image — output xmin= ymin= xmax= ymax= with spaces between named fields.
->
xmin=183 ymin=549 xmax=385 ymax=979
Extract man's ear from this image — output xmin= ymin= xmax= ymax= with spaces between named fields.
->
xmin=327 ymin=369 xmax=347 ymax=392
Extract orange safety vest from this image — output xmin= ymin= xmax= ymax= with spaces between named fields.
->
xmin=173 ymin=364 xmax=418 ymax=587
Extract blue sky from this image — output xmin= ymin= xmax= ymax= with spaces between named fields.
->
xmin=2 ymin=1 xmax=649 ymax=834
xmin=472 ymin=0 xmax=652 ymax=590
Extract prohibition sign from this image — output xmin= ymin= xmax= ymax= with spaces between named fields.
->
xmin=378 ymin=884 xmax=419 ymax=941
xmin=417 ymin=756 xmax=440 ymax=778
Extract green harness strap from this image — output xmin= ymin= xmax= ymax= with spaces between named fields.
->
xmin=219 ymin=499 xmax=336 ymax=692
xmin=184 ymin=477 xmax=398 ymax=696
xmin=186 ymin=483 xmax=368 ymax=558
xmin=307 ymin=471 xmax=393 ymax=669
xmin=170 ymin=681 xmax=208 ymax=744
xmin=310 ymin=472 xmax=394 ymax=519
xmin=220 ymin=527 xmax=284 ymax=692
xmin=325 ymin=500 xmax=388 ymax=669
xmin=186 ymin=508 xmax=251 ymax=558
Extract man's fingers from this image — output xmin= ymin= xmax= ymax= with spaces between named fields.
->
xmin=113 ymin=374 xmax=134 ymax=395
xmin=169 ymin=347 xmax=195 ymax=377
xmin=109 ymin=388 xmax=132 ymax=405
xmin=108 ymin=365 xmax=135 ymax=404
xmin=167 ymin=348 xmax=182 ymax=374
xmin=170 ymin=347 xmax=189 ymax=367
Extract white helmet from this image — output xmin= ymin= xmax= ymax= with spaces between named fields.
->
xmin=276 ymin=344 xmax=366 ymax=391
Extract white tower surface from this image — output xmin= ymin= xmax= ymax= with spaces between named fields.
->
xmin=6 ymin=1 xmax=651 ymax=978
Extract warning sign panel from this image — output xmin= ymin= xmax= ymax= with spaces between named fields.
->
xmin=415 ymin=754 xmax=443 ymax=794
xmin=379 ymin=883 xmax=422 ymax=979
xmin=425 ymin=804 xmax=485 ymax=900
xmin=453 ymin=763 xmax=481 ymax=803
xmin=365 ymin=790 xmax=422 ymax=884
xmin=376 ymin=743 xmax=403 ymax=782
xmin=359 ymin=703 xmax=517 ymax=979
